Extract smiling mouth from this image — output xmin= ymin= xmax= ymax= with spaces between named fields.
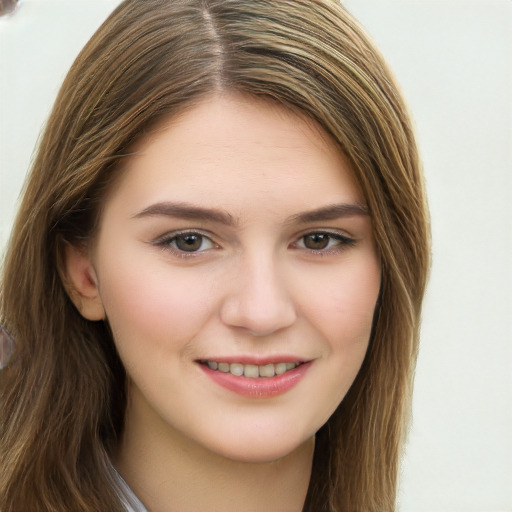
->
xmin=199 ymin=361 xmax=302 ymax=378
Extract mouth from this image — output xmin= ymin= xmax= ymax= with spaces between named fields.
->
xmin=198 ymin=360 xmax=302 ymax=378
xmin=197 ymin=358 xmax=311 ymax=398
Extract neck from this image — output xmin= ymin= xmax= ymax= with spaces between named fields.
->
xmin=115 ymin=393 xmax=314 ymax=512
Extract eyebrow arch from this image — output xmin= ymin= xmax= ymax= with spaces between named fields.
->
xmin=133 ymin=201 xmax=368 ymax=227
xmin=132 ymin=201 xmax=237 ymax=226
xmin=287 ymin=203 xmax=369 ymax=224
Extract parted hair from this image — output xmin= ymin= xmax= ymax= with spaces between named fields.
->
xmin=0 ymin=1 xmax=430 ymax=510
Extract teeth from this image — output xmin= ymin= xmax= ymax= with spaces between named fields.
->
xmin=204 ymin=361 xmax=299 ymax=378
xmin=275 ymin=362 xmax=287 ymax=375
xmin=218 ymin=362 xmax=230 ymax=373
xmin=229 ymin=363 xmax=244 ymax=376
xmin=244 ymin=364 xmax=259 ymax=378
xmin=259 ymin=363 xmax=275 ymax=378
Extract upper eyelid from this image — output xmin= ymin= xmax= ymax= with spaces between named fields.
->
xmin=153 ymin=228 xmax=215 ymax=242
xmin=294 ymin=232 xmax=355 ymax=245
xmin=291 ymin=234 xmax=357 ymax=258
xmin=152 ymin=230 xmax=219 ymax=257
xmin=151 ymin=227 xmax=357 ymax=247
xmin=292 ymin=227 xmax=356 ymax=241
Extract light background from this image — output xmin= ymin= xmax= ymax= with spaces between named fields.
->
xmin=1 ymin=1 xmax=511 ymax=510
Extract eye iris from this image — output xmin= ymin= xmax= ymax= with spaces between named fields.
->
xmin=304 ymin=233 xmax=330 ymax=250
xmin=175 ymin=234 xmax=202 ymax=252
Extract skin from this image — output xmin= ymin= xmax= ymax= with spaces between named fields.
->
xmin=65 ymin=93 xmax=381 ymax=512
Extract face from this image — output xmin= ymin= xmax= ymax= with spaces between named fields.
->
xmin=77 ymin=94 xmax=380 ymax=463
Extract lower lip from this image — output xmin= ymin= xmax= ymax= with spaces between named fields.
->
xmin=199 ymin=362 xmax=311 ymax=398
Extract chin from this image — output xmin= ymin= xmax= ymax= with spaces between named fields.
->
xmin=209 ymin=434 xmax=314 ymax=465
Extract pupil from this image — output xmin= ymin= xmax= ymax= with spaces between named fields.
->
xmin=305 ymin=233 xmax=329 ymax=250
xmin=176 ymin=234 xmax=202 ymax=252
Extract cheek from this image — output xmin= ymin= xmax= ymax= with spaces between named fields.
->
xmin=287 ymin=260 xmax=380 ymax=432
xmin=96 ymin=255 xmax=218 ymax=359
xmin=300 ymin=258 xmax=381 ymax=352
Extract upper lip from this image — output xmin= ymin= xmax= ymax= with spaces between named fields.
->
xmin=197 ymin=355 xmax=308 ymax=365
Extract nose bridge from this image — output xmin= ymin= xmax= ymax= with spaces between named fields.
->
xmin=220 ymin=247 xmax=297 ymax=336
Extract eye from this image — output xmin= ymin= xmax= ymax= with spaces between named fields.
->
xmin=156 ymin=231 xmax=216 ymax=253
xmin=294 ymin=232 xmax=355 ymax=252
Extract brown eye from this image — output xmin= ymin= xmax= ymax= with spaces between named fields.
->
xmin=154 ymin=230 xmax=217 ymax=254
xmin=303 ymin=233 xmax=331 ymax=250
xmin=156 ymin=232 xmax=216 ymax=253
xmin=295 ymin=232 xmax=355 ymax=253
xmin=174 ymin=234 xmax=205 ymax=252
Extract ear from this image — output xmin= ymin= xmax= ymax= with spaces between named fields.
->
xmin=62 ymin=243 xmax=106 ymax=321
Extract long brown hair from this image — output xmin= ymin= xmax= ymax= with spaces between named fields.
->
xmin=0 ymin=1 xmax=430 ymax=510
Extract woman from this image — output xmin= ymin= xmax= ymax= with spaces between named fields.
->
xmin=0 ymin=1 xmax=430 ymax=511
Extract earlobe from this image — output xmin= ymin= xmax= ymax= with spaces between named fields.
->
xmin=62 ymin=243 xmax=106 ymax=321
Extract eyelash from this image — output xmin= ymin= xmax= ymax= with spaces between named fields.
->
xmin=292 ymin=231 xmax=356 ymax=255
xmin=153 ymin=229 xmax=218 ymax=257
xmin=153 ymin=230 xmax=356 ymax=258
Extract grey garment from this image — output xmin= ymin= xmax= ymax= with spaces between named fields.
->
xmin=113 ymin=467 xmax=150 ymax=512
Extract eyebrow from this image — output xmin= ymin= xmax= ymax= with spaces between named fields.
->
xmin=287 ymin=203 xmax=369 ymax=223
xmin=132 ymin=202 xmax=237 ymax=226
xmin=132 ymin=201 xmax=369 ymax=226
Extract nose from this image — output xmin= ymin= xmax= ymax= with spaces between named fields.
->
xmin=219 ymin=253 xmax=297 ymax=337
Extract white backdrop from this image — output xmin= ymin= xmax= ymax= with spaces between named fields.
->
xmin=1 ymin=1 xmax=511 ymax=510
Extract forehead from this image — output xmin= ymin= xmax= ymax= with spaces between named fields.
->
xmin=103 ymin=93 xmax=364 ymax=220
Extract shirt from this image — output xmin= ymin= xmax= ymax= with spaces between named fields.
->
xmin=113 ymin=467 xmax=150 ymax=512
